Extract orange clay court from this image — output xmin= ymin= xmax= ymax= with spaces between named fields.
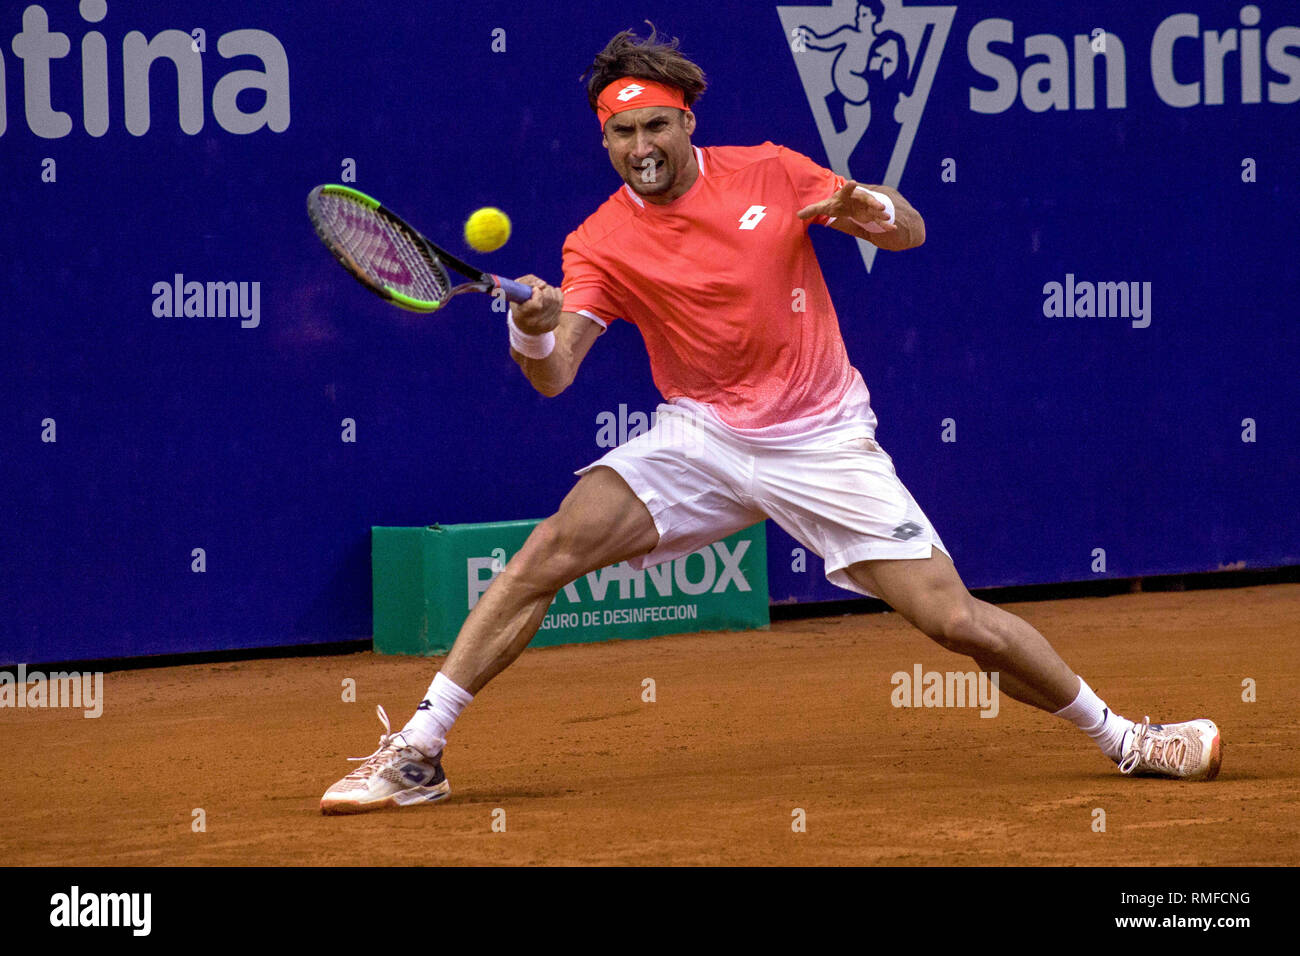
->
xmin=3 ymin=584 xmax=1297 ymax=867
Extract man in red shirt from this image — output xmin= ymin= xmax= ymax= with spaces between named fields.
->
xmin=322 ymin=27 xmax=1221 ymax=814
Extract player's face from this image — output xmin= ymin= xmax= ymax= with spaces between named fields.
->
xmin=602 ymin=107 xmax=698 ymax=204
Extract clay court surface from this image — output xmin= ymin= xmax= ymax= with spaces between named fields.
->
xmin=4 ymin=584 xmax=1297 ymax=866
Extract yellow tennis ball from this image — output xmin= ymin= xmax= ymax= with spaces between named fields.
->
xmin=464 ymin=207 xmax=511 ymax=253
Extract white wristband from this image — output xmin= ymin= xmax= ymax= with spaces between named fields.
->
xmin=508 ymin=313 xmax=556 ymax=360
xmin=852 ymin=188 xmax=895 ymax=233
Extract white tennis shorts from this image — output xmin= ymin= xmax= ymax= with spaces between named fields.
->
xmin=575 ymin=403 xmax=948 ymax=598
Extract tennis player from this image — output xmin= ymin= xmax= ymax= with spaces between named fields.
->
xmin=321 ymin=27 xmax=1222 ymax=813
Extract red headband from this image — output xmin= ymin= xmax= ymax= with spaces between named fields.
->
xmin=596 ymin=77 xmax=688 ymax=128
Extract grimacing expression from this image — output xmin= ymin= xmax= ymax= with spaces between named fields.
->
xmin=602 ymin=106 xmax=697 ymax=202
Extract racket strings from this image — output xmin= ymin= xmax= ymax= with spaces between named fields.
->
xmin=317 ymin=195 xmax=450 ymax=304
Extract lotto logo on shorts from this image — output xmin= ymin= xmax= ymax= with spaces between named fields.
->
xmin=616 ymin=83 xmax=646 ymax=101
xmin=892 ymin=521 xmax=924 ymax=540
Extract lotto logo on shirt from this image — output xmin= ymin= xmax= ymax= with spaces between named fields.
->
xmin=738 ymin=205 xmax=768 ymax=229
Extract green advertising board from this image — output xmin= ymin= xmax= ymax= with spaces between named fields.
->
xmin=372 ymin=520 xmax=769 ymax=655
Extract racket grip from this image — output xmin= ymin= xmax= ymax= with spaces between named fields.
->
xmin=492 ymin=276 xmax=535 ymax=304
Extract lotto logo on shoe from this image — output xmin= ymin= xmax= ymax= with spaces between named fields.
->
xmin=616 ymin=83 xmax=645 ymax=101
xmin=400 ymin=764 xmax=430 ymax=785
xmin=738 ymin=205 xmax=768 ymax=230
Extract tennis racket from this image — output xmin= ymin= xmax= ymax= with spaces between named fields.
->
xmin=307 ymin=184 xmax=533 ymax=313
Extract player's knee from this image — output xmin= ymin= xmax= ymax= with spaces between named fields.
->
xmin=503 ymin=516 xmax=586 ymax=594
xmin=930 ymin=601 xmax=1002 ymax=657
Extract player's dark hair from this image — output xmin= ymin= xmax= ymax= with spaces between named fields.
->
xmin=582 ymin=23 xmax=707 ymax=113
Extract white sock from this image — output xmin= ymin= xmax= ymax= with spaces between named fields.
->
xmin=1052 ymin=677 xmax=1134 ymax=761
xmin=398 ymin=672 xmax=473 ymax=756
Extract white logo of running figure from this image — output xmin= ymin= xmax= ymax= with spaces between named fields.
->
xmin=738 ymin=205 xmax=768 ymax=230
xmin=616 ymin=83 xmax=646 ymax=101
xmin=779 ymin=0 xmax=954 ymax=273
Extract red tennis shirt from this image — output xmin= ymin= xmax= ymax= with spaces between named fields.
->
xmin=561 ymin=142 xmax=870 ymax=433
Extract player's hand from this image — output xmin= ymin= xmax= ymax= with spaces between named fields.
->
xmin=509 ymin=275 xmax=563 ymax=335
xmin=797 ymin=180 xmax=898 ymax=232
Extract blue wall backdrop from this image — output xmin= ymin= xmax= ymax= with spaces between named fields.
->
xmin=3 ymin=0 xmax=1297 ymax=664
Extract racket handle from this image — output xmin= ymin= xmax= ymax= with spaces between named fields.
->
xmin=492 ymin=276 xmax=535 ymax=304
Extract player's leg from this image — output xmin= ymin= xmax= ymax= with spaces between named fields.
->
xmin=844 ymin=551 xmax=1221 ymax=779
xmin=440 ymin=465 xmax=660 ymax=695
xmin=320 ymin=466 xmax=658 ymax=814
xmin=414 ymin=410 xmax=758 ymax=740
xmin=844 ymin=550 xmax=1076 ymax=711
xmin=757 ymin=435 xmax=1221 ymax=780
xmin=322 ymin=407 xmax=764 ymax=813
xmin=756 ymin=438 xmax=1080 ymax=707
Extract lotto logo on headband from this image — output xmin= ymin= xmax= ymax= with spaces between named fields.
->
xmin=596 ymin=76 xmax=689 ymax=127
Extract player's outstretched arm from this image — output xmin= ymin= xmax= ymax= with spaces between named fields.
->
xmin=513 ymin=311 xmax=603 ymax=397
xmin=799 ymin=180 xmax=926 ymax=251
xmin=855 ymin=185 xmax=925 ymax=251
xmin=508 ymin=276 xmax=602 ymax=397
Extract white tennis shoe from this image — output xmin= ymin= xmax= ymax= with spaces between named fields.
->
xmin=1117 ymin=716 xmax=1223 ymax=781
xmin=320 ymin=704 xmax=450 ymax=814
